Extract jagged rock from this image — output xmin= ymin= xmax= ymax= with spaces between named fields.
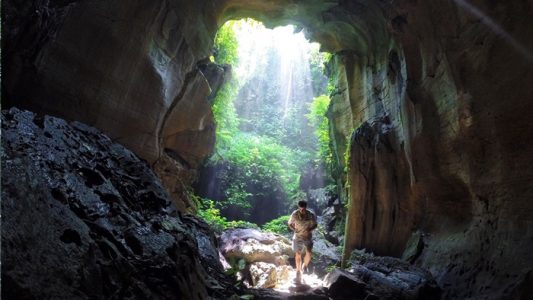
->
xmin=344 ymin=116 xmax=412 ymax=257
xmin=250 ymin=262 xmax=277 ymax=288
xmin=4 ymin=0 xmax=533 ymax=298
xmin=220 ymin=228 xmax=294 ymax=265
xmin=401 ymin=231 xmax=426 ymax=264
xmin=324 ymin=250 xmax=441 ymax=300
xmin=198 ymin=62 xmax=232 ymax=103
xmin=324 ymin=269 xmax=372 ymax=300
xmin=1 ymin=108 xmax=237 ymax=299
xmin=309 ymin=236 xmax=341 ymax=277
xmin=323 ymin=230 xmax=340 ymax=246
xmin=306 ymin=188 xmax=330 ymax=216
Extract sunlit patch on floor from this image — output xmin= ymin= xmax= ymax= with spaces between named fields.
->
xmin=274 ymin=267 xmax=324 ymax=293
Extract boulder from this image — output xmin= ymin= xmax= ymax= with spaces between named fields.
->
xmin=401 ymin=231 xmax=426 ymax=264
xmin=250 ymin=262 xmax=277 ymax=288
xmin=324 ymin=250 xmax=441 ymax=300
xmin=324 ymin=269 xmax=371 ymax=300
xmin=310 ymin=236 xmax=341 ymax=277
xmin=1 ymin=108 xmax=237 ymax=299
xmin=220 ymin=228 xmax=294 ymax=265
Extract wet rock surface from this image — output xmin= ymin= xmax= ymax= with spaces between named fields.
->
xmin=1 ymin=108 xmax=237 ymax=299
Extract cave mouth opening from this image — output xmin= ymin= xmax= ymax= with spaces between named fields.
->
xmin=194 ymin=18 xmax=335 ymax=230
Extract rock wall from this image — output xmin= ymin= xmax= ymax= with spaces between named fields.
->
xmin=3 ymin=0 xmax=533 ymax=298
xmin=2 ymin=0 xmax=219 ymax=211
xmin=1 ymin=108 xmax=237 ymax=299
xmin=326 ymin=1 xmax=533 ymax=299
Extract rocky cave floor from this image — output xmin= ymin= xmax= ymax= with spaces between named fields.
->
xmin=2 ymin=108 xmax=440 ymax=300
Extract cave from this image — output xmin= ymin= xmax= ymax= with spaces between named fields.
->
xmin=2 ymin=0 xmax=533 ymax=299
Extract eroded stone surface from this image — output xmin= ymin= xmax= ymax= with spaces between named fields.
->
xmin=220 ymin=228 xmax=293 ymax=265
xmin=1 ymin=108 xmax=237 ymax=299
xmin=325 ymin=250 xmax=441 ymax=300
xmin=3 ymin=1 xmax=533 ymax=298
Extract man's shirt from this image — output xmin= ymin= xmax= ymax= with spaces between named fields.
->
xmin=288 ymin=209 xmax=317 ymax=240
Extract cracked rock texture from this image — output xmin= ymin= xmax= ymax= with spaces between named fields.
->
xmin=3 ymin=0 xmax=533 ymax=298
xmin=1 ymin=108 xmax=237 ymax=299
xmin=324 ymin=250 xmax=440 ymax=300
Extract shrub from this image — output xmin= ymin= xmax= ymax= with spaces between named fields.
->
xmin=262 ymin=215 xmax=291 ymax=235
xmin=197 ymin=198 xmax=258 ymax=232
xmin=306 ymin=95 xmax=332 ymax=166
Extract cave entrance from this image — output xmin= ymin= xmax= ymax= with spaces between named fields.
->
xmin=195 ymin=18 xmax=335 ymax=227
xmin=193 ymin=18 xmax=340 ymax=291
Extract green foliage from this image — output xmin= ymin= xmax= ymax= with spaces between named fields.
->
xmin=323 ymin=52 xmax=333 ymax=64
xmin=309 ymin=48 xmax=329 ymax=95
xmin=211 ymin=133 xmax=308 ymax=212
xmin=212 ymin=80 xmax=240 ymax=149
xmin=324 ymin=53 xmax=337 ymax=95
xmin=306 ymin=95 xmax=332 ymax=166
xmin=225 ymin=257 xmax=247 ymax=277
xmin=197 ymin=198 xmax=258 ymax=232
xmin=212 ymin=22 xmax=241 ymax=149
xmin=214 ymin=21 xmax=239 ymax=66
xmin=262 ymin=215 xmax=290 ymax=235
xmin=208 ymin=19 xmax=334 ymax=224
xmin=344 ymin=136 xmax=351 ymax=173
xmin=325 ymin=264 xmax=338 ymax=274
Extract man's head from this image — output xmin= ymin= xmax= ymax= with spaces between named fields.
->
xmin=297 ymin=200 xmax=307 ymax=212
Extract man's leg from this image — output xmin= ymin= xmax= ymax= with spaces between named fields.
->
xmin=295 ymin=251 xmax=302 ymax=273
xmin=302 ymin=242 xmax=313 ymax=273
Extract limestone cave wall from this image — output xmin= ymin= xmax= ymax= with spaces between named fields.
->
xmin=3 ymin=0 xmax=533 ymax=298
xmin=325 ymin=1 xmax=533 ymax=298
xmin=3 ymin=0 xmax=219 ymax=211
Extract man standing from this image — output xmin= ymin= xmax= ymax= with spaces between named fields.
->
xmin=288 ymin=200 xmax=317 ymax=281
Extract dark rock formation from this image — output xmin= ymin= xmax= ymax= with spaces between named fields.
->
xmin=344 ymin=116 xmax=412 ymax=257
xmin=310 ymin=237 xmax=341 ymax=278
xmin=3 ymin=0 xmax=533 ymax=298
xmin=325 ymin=2 xmax=533 ymax=299
xmin=198 ymin=61 xmax=232 ymax=103
xmin=310 ymin=186 xmax=344 ymax=246
xmin=325 ymin=251 xmax=440 ymax=300
xmin=3 ymin=0 xmax=217 ymax=211
xmin=1 ymin=108 xmax=236 ymax=299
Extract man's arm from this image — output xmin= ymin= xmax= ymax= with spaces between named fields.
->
xmin=288 ymin=213 xmax=296 ymax=231
xmin=309 ymin=212 xmax=317 ymax=231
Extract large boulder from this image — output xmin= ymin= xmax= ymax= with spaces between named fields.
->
xmin=324 ymin=250 xmax=441 ymax=300
xmin=219 ymin=228 xmax=298 ymax=289
xmin=220 ymin=228 xmax=293 ymax=265
xmin=1 ymin=108 xmax=237 ymax=299
xmin=310 ymin=236 xmax=341 ymax=277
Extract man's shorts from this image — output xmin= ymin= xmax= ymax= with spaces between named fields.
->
xmin=292 ymin=238 xmax=313 ymax=253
